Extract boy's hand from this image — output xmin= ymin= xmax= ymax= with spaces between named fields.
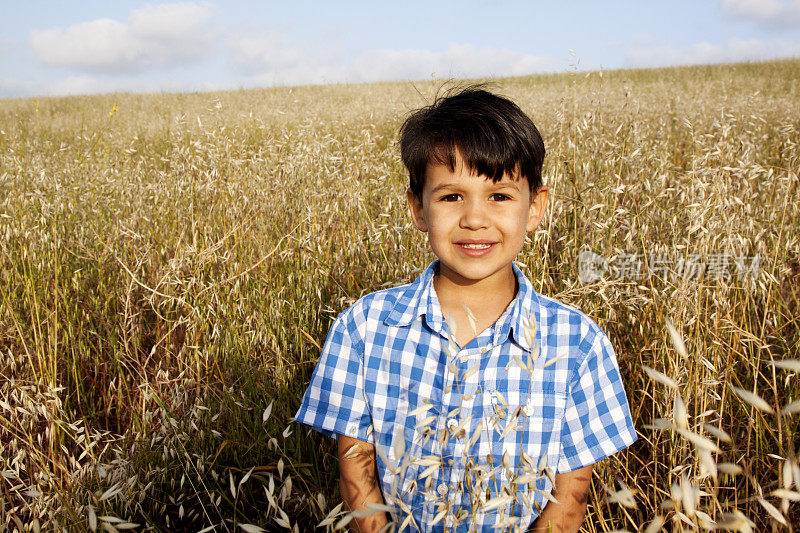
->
xmin=338 ymin=434 xmax=391 ymax=533
xmin=529 ymin=465 xmax=592 ymax=532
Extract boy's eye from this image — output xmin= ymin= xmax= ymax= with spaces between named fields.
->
xmin=439 ymin=193 xmax=511 ymax=202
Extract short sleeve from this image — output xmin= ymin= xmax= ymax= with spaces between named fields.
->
xmin=557 ymin=330 xmax=637 ymax=473
xmin=293 ymin=309 xmax=374 ymax=443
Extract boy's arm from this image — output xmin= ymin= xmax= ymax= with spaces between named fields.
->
xmin=529 ymin=465 xmax=592 ymax=532
xmin=338 ymin=434 xmax=390 ymax=533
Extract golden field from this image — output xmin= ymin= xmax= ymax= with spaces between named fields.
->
xmin=0 ymin=58 xmax=799 ymax=531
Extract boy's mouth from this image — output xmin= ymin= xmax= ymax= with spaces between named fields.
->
xmin=456 ymin=240 xmax=497 ymax=254
xmin=460 ymin=243 xmax=493 ymax=249
xmin=457 ymin=240 xmax=495 ymax=247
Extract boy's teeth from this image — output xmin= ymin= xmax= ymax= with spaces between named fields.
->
xmin=461 ymin=243 xmax=491 ymax=249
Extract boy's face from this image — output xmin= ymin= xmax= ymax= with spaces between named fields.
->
xmin=407 ymin=152 xmax=548 ymax=287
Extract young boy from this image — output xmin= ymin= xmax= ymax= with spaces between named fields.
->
xmin=294 ymin=87 xmax=636 ymax=532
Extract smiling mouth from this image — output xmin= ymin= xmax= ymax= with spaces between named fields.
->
xmin=459 ymin=243 xmax=493 ymax=249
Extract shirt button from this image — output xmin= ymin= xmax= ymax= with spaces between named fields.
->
xmin=437 ymin=483 xmax=448 ymax=495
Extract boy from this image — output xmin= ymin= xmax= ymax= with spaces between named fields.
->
xmin=294 ymin=87 xmax=636 ymax=532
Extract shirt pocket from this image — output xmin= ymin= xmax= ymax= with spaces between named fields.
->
xmin=481 ymin=386 xmax=568 ymax=521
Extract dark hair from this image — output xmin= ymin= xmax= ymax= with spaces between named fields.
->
xmin=399 ymin=85 xmax=545 ymax=200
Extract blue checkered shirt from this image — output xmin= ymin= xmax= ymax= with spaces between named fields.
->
xmin=295 ymin=260 xmax=636 ymax=532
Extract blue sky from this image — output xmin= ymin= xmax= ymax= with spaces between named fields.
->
xmin=2 ymin=0 xmax=800 ymax=98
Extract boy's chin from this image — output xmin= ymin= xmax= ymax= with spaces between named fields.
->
xmin=435 ymin=261 xmax=514 ymax=283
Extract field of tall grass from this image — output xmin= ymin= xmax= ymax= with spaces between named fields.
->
xmin=1 ymin=58 xmax=798 ymax=531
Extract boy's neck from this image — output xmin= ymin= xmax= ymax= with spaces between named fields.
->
xmin=432 ymin=262 xmax=519 ymax=318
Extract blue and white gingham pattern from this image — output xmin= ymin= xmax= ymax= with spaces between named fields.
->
xmin=295 ymin=260 xmax=637 ymax=532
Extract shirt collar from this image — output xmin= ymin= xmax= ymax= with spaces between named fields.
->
xmin=383 ymin=260 xmax=541 ymax=352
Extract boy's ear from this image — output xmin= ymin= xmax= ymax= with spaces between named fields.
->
xmin=526 ymin=186 xmax=548 ymax=232
xmin=406 ymin=188 xmax=428 ymax=233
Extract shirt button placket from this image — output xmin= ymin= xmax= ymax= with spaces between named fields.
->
xmin=450 ymin=343 xmax=480 ymax=518
xmin=459 ymin=338 xmax=491 ymax=514
xmin=441 ymin=338 xmax=460 ymax=506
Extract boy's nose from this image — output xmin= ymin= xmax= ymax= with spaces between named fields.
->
xmin=460 ymin=198 xmax=490 ymax=229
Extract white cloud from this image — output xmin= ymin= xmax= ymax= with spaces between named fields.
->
xmin=721 ymin=0 xmax=800 ymax=28
xmin=44 ymin=75 xmax=118 ymax=96
xmin=39 ymin=74 xmax=226 ymax=97
xmin=229 ymin=36 xmax=559 ymax=87
xmin=128 ymin=2 xmax=218 ymax=62
xmin=29 ymin=2 xmax=216 ymax=73
xmin=350 ymin=44 xmax=558 ymax=82
xmin=31 ymin=19 xmax=141 ymax=72
xmin=129 ymin=2 xmax=213 ymax=41
xmin=45 ymin=75 xmax=140 ymax=96
xmin=0 ymin=77 xmax=39 ymax=99
xmin=229 ymin=33 xmax=307 ymax=72
xmin=625 ymin=37 xmax=800 ymax=68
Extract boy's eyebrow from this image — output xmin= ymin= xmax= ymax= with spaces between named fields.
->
xmin=430 ymin=182 xmax=459 ymax=194
xmin=429 ymin=180 xmax=521 ymax=194
xmin=493 ymin=180 xmax=521 ymax=190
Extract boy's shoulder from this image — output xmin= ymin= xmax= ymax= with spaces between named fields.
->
xmin=330 ymin=262 xmax=440 ymax=340
xmin=334 ymin=277 xmax=421 ymax=332
xmin=534 ymin=291 xmax=617 ymax=369
xmin=536 ymin=291 xmax=607 ymax=339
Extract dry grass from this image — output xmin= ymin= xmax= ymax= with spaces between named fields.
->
xmin=0 ymin=57 xmax=798 ymax=531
